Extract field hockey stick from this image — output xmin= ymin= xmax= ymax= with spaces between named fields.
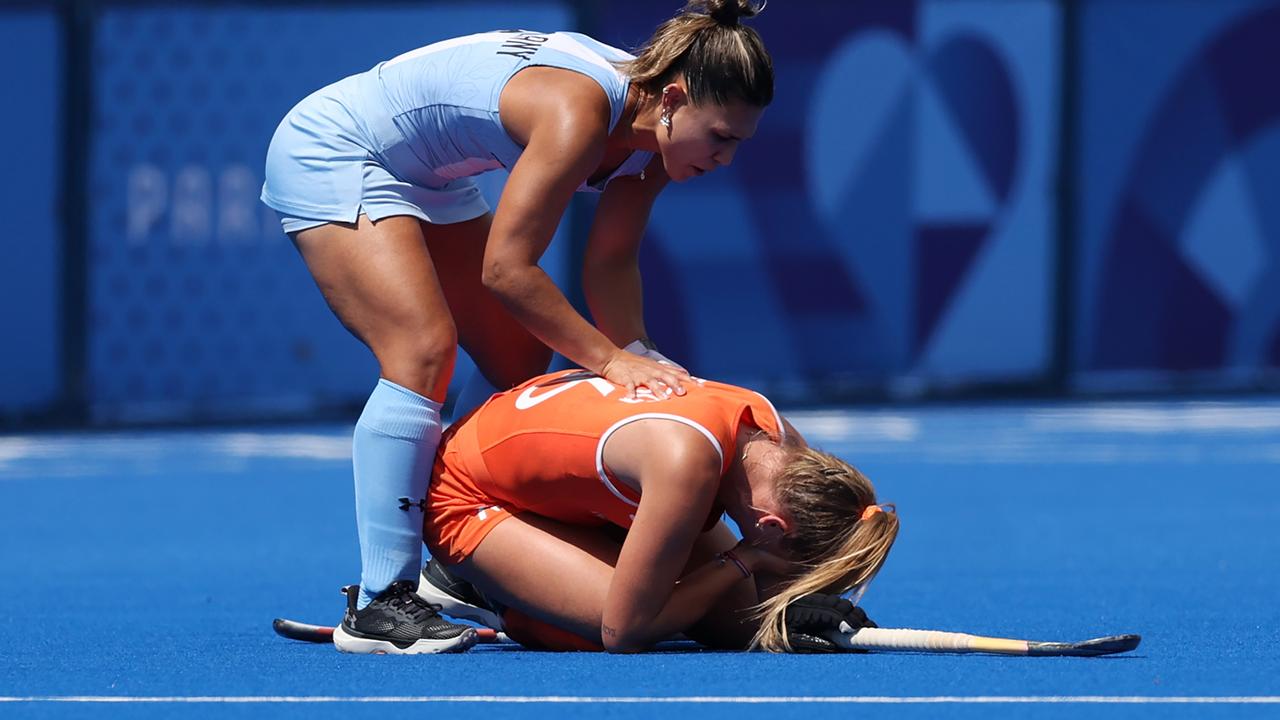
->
xmin=834 ymin=625 xmax=1141 ymax=657
xmin=277 ymin=618 xmax=1139 ymax=656
xmin=272 ymin=618 xmax=508 ymax=644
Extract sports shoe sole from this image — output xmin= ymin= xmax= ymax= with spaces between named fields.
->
xmin=332 ymin=624 xmax=478 ymax=655
xmin=416 ymin=572 xmax=505 ymax=631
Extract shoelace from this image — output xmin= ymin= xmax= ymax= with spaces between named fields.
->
xmin=385 ymin=581 xmax=445 ymax=619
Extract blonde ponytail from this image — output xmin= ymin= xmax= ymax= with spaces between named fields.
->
xmin=615 ymin=0 xmax=774 ymax=106
xmin=751 ymin=448 xmax=900 ymax=652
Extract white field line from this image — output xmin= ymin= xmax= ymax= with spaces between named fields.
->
xmin=1 ymin=695 xmax=1278 ymax=704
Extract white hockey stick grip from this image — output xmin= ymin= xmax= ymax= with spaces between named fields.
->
xmin=837 ymin=625 xmax=1028 ymax=654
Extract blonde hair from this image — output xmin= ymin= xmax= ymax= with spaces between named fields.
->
xmin=752 ymin=446 xmax=899 ymax=652
xmin=614 ymin=0 xmax=774 ymax=106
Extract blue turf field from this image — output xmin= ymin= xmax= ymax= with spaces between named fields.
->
xmin=3 ymin=399 xmax=1279 ymax=718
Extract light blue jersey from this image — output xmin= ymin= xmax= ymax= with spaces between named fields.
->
xmin=262 ymin=30 xmax=653 ymax=232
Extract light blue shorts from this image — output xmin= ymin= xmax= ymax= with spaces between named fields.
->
xmin=261 ymin=80 xmax=490 ymax=234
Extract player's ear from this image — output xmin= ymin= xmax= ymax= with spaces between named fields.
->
xmin=660 ymin=82 xmax=688 ymax=113
xmin=757 ymin=512 xmax=790 ymax=537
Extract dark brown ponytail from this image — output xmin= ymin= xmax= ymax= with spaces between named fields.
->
xmin=614 ymin=0 xmax=774 ymax=107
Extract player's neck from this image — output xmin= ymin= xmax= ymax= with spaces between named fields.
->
xmin=617 ymin=86 xmax=661 ymax=153
xmin=720 ymin=429 xmax=780 ymax=530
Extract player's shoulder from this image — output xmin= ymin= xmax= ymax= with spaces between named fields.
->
xmin=501 ymin=69 xmax=612 ymax=149
xmin=686 ymin=379 xmax=787 ymax=439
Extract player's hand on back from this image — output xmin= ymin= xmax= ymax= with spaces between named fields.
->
xmin=600 ymin=348 xmax=692 ymax=399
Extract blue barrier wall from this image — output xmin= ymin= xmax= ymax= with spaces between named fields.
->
xmin=0 ymin=9 xmax=61 ymax=416
xmin=592 ymin=0 xmax=1060 ymax=400
xmin=5 ymin=1 xmax=1280 ymax=427
xmin=1075 ymin=0 xmax=1280 ymax=391
xmin=84 ymin=2 xmax=573 ymax=423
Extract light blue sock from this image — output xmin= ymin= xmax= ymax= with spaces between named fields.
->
xmin=452 ymin=370 xmax=500 ymax=421
xmin=352 ymin=378 xmax=443 ymax=609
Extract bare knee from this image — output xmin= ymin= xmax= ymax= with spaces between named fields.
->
xmin=373 ymin=321 xmax=458 ymax=400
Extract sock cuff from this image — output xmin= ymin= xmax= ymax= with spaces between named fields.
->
xmin=356 ymin=379 xmax=444 ymax=442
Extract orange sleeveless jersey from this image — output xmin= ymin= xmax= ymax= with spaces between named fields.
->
xmin=424 ymin=369 xmax=787 ymax=563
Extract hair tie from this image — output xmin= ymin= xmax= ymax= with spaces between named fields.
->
xmin=860 ymin=504 xmax=883 ymax=521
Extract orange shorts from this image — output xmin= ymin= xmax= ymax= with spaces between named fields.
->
xmin=422 ymin=448 xmax=514 ymax=565
xmin=423 ymin=450 xmax=604 ymax=652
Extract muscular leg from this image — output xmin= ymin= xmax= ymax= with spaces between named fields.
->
xmin=457 ymin=514 xmax=620 ymax=642
xmin=294 ymin=215 xmax=456 ymax=607
xmin=294 ymin=215 xmax=457 ymax=399
xmin=454 ymin=515 xmax=757 ymax=649
xmin=422 ymin=215 xmax=552 ymax=407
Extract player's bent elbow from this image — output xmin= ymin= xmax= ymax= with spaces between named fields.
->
xmin=602 ymin=641 xmax=644 ymax=654
xmin=481 ymin=258 xmax=525 ymax=300
xmin=480 ymin=259 xmax=507 ymax=292
xmin=600 ymin=623 xmax=652 ymax=654
xmin=601 ymin=633 xmax=648 ymax=654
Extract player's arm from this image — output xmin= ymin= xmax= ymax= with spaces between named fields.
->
xmin=599 ymin=421 xmax=759 ymax=652
xmin=582 ymin=155 xmax=669 ymax=350
xmin=484 ymin=78 xmax=623 ymax=375
xmin=488 ymin=76 xmax=689 ymax=396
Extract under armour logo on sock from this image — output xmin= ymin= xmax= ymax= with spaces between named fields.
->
xmin=398 ymin=497 xmax=427 ymax=512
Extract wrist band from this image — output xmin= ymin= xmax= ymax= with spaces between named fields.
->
xmin=717 ymin=549 xmax=751 ymax=579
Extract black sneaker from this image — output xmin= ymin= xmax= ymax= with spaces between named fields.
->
xmin=416 ymin=558 xmax=505 ymax=630
xmin=332 ymin=581 xmax=478 ymax=654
